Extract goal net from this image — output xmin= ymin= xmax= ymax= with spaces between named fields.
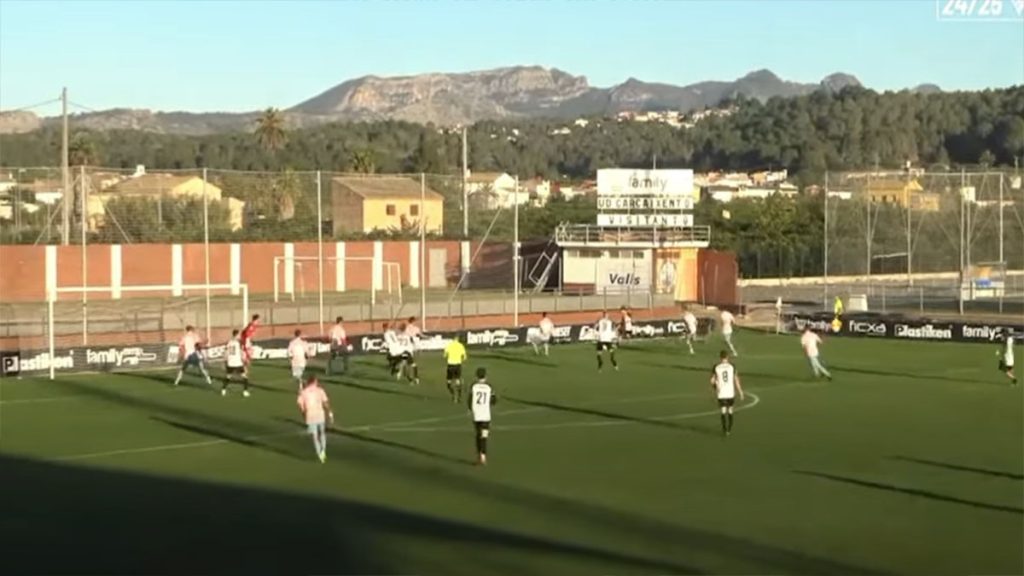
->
xmin=40 ymin=283 xmax=249 ymax=379
xmin=273 ymin=256 xmax=403 ymax=305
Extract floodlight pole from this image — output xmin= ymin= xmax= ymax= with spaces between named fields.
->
xmin=203 ymin=168 xmax=211 ymax=342
xmin=420 ymin=173 xmax=427 ymax=330
xmin=316 ymin=171 xmax=325 ymax=334
xmin=823 ymin=171 xmax=829 ymax=309
xmin=513 ymin=175 xmax=520 ymax=327
xmin=80 ymin=165 xmax=89 ymax=344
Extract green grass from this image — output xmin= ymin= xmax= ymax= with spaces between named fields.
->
xmin=1 ymin=332 xmax=1021 ymax=575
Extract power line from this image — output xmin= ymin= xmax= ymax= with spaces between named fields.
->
xmin=0 ymin=97 xmax=61 ymax=114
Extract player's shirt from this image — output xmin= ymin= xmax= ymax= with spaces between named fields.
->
xmin=444 ymin=340 xmax=467 ymax=365
xmin=713 ymin=361 xmax=737 ymax=399
xmin=384 ymin=329 xmax=401 ymax=356
xmin=241 ymin=322 xmax=258 ymax=347
xmin=297 ymin=385 xmax=329 ymax=424
xmin=396 ymin=333 xmax=414 ymax=356
xmin=597 ymin=318 xmax=617 ymax=343
xmin=226 ymin=338 xmax=244 ymax=368
xmin=330 ymin=324 xmax=347 ymax=346
xmin=620 ymin=313 xmax=633 ymax=332
xmin=179 ymin=333 xmax=200 ymax=356
xmin=720 ymin=311 xmax=735 ymax=335
xmin=405 ymin=324 xmax=422 ymax=343
xmin=683 ymin=312 xmax=698 ymax=335
xmin=288 ymin=337 xmax=309 ymax=368
xmin=801 ymin=331 xmax=822 ymax=358
xmin=1004 ymin=336 xmax=1015 ymax=365
xmin=469 ymin=381 xmax=493 ymax=422
xmin=539 ymin=317 xmax=554 ymax=337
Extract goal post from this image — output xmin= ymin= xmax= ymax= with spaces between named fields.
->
xmin=46 ymin=283 xmax=249 ymax=380
xmin=273 ymin=256 xmax=403 ymax=305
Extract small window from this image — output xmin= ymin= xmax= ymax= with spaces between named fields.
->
xmin=410 ymin=204 xmax=419 ymax=216
xmin=386 ymin=204 xmax=396 ymax=216
xmin=633 ymin=251 xmax=645 ymax=259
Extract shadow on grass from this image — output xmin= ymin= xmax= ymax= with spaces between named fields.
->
xmin=890 ymin=456 xmax=1024 ymax=481
xmin=0 ymin=453 xmax=709 ymax=575
xmin=331 ymin=376 xmax=436 ymax=401
xmin=473 ymin=349 xmax=558 ymax=368
xmin=827 ymin=365 xmax=976 ymax=385
xmin=795 ymin=470 xmax=1024 ymax=516
xmin=505 ymin=396 xmax=722 ymax=438
xmin=334 ymin=429 xmax=475 ymax=466
xmin=151 ymin=416 xmax=301 ymax=461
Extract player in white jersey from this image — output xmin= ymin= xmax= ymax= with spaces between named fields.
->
xmin=221 ymin=329 xmax=250 ymax=397
xmin=403 ymin=318 xmax=422 ymax=384
xmin=800 ymin=328 xmax=832 ymax=381
xmin=327 ymin=316 xmax=350 ymax=376
xmin=711 ymin=350 xmax=744 ymax=436
xmin=595 ymin=311 xmax=619 ymax=372
xmin=720 ymin=309 xmax=739 ymax=357
xmin=383 ymin=322 xmax=401 ymax=378
xmin=287 ymin=329 xmax=312 ymax=391
xmin=997 ymin=331 xmax=1017 ymax=385
xmin=682 ymin=308 xmax=699 ymax=355
xmin=775 ymin=296 xmax=784 ymax=334
xmin=529 ymin=312 xmax=555 ymax=356
xmin=174 ymin=325 xmax=212 ymax=387
xmin=467 ymin=367 xmax=497 ymax=465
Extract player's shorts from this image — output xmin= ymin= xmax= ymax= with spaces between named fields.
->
xmin=182 ymin=352 xmax=202 ymax=367
xmin=307 ymin=421 xmax=325 ymax=435
xmin=596 ymin=341 xmax=614 ymax=352
xmin=474 ymin=420 xmax=490 ymax=435
xmin=330 ymin=344 xmax=348 ymax=357
xmin=291 ymin=365 xmax=305 ymax=380
xmin=999 ymin=360 xmax=1013 ymax=371
xmin=400 ymin=351 xmax=414 ymax=363
xmin=226 ymin=365 xmax=244 ymax=376
xmin=446 ymin=364 xmax=462 ymax=380
xmin=718 ymin=397 xmax=736 ymax=408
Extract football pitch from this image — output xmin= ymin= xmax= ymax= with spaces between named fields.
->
xmin=1 ymin=331 xmax=1021 ymax=575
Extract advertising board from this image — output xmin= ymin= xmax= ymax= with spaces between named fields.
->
xmin=597 ymin=214 xmax=694 ymax=227
xmin=597 ymin=169 xmax=694 ymax=196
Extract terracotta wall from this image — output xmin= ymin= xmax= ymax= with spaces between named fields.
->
xmin=697 ymin=249 xmax=739 ymax=306
xmin=0 ymin=241 xmax=472 ymax=302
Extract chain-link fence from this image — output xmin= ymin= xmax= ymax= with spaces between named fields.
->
xmin=741 ymin=169 xmax=1024 ymax=316
xmin=0 ymin=166 xmax=669 ymax=353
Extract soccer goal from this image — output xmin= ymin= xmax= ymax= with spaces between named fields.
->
xmin=44 ymin=283 xmax=249 ymax=380
xmin=273 ymin=256 xmax=403 ymax=305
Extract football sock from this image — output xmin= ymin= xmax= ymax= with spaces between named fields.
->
xmin=610 ymin=352 xmax=618 ymax=368
xmin=480 ymin=436 xmax=488 ymax=456
xmin=597 ymin=355 xmax=604 ymax=370
xmin=174 ymin=371 xmax=183 ymax=385
xmin=720 ymin=413 xmax=728 ymax=432
xmin=242 ymin=377 xmax=249 ymax=392
xmin=727 ymin=413 xmax=734 ymax=432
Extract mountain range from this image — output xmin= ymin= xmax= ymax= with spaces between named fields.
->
xmin=0 ymin=66 xmax=942 ymax=135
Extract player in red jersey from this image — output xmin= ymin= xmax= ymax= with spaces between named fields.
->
xmin=240 ymin=314 xmax=261 ymax=377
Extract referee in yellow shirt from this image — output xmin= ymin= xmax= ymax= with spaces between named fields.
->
xmin=444 ymin=335 xmax=468 ymax=403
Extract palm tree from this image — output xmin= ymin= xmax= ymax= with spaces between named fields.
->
xmin=68 ymin=132 xmax=97 ymax=166
xmin=349 ymin=149 xmax=377 ymax=174
xmin=254 ymin=108 xmax=287 ymax=152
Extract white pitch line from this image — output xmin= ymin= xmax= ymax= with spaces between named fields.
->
xmin=372 ymin=393 xmax=762 ymax=433
xmin=47 ymin=391 xmax=715 ymax=462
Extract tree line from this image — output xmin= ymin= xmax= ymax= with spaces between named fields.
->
xmin=1 ymin=86 xmax=1022 ymax=278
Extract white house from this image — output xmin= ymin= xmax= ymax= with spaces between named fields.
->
xmin=523 ymin=178 xmax=552 ymax=206
xmin=465 ymin=171 xmax=526 ymax=209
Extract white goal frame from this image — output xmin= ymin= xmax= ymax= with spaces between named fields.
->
xmin=272 ymin=256 xmax=403 ymax=305
xmin=46 ymin=283 xmax=249 ymax=380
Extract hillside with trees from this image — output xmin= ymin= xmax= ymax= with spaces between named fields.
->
xmin=1 ymin=86 xmax=1022 ymax=278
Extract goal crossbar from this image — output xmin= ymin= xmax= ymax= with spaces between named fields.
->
xmin=46 ymin=283 xmax=249 ymax=380
xmin=272 ymin=256 xmax=402 ymax=305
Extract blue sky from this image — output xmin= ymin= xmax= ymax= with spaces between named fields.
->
xmin=1 ymin=0 xmax=1022 ymax=114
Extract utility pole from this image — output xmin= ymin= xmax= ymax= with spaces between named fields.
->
xmin=61 ymin=87 xmax=70 ymax=245
xmin=462 ymin=127 xmax=468 ymax=237
xmin=513 ymin=175 xmax=520 ymax=327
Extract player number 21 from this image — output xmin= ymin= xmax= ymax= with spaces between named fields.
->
xmin=475 ymin=392 xmax=488 ymax=405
